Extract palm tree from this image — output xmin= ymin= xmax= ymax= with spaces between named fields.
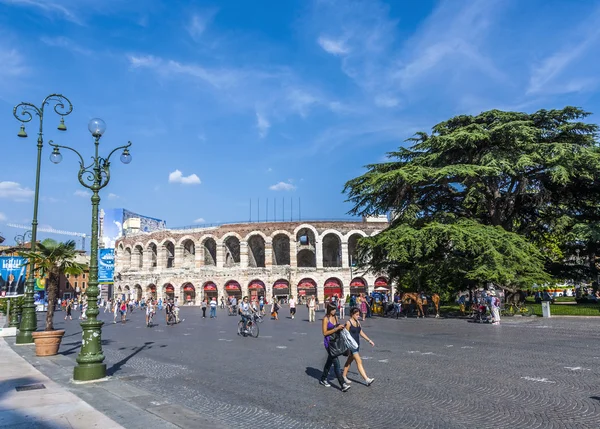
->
xmin=20 ymin=239 xmax=85 ymax=331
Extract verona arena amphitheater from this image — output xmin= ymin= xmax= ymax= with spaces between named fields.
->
xmin=114 ymin=219 xmax=391 ymax=305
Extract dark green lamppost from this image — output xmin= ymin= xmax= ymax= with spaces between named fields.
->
xmin=13 ymin=95 xmax=73 ymax=344
xmin=49 ymin=118 xmax=132 ymax=381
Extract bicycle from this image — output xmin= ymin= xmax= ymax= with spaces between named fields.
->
xmin=167 ymin=312 xmax=177 ymax=325
xmin=146 ymin=311 xmax=154 ymax=327
xmin=237 ymin=316 xmax=259 ymax=338
xmin=252 ymin=312 xmax=264 ymax=324
xmin=501 ymin=303 xmax=534 ymax=317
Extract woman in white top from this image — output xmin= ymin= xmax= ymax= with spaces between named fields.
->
xmin=289 ymin=295 xmax=296 ymax=319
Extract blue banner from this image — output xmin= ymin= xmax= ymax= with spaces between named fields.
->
xmin=0 ymin=256 xmax=26 ymax=297
xmin=98 ymin=248 xmax=114 ymax=284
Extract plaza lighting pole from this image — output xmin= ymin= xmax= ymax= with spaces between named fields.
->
xmin=49 ymin=118 xmax=132 ymax=381
xmin=13 ymin=94 xmax=73 ymax=344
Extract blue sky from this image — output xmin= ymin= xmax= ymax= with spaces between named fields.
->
xmin=1 ymin=0 xmax=600 ymax=245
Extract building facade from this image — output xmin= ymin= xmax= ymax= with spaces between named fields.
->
xmin=114 ymin=220 xmax=390 ymax=304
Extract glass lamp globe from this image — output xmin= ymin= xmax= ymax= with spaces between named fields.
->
xmin=88 ymin=118 xmax=106 ymax=137
xmin=50 ymin=150 xmax=63 ymax=164
xmin=120 ymin=150 xmax=132 ymax=164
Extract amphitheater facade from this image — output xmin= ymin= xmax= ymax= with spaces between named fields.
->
xmin=114 ymin=219 xmax=390 ymax=305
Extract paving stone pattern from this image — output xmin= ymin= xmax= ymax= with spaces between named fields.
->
xmin=35 ymin=308 xmax=600 ymax=428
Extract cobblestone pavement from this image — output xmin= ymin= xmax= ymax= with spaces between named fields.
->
xmin=37 ymin=307 xmax=600 ymax=428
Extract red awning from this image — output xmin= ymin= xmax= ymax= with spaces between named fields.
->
xmin=183 ymin=285 xmax=195 ymax=291
xmin=148 ymin=285 xmax=156 ymax=291
xmin=165 ymin=285 xmax=174 ymax=292
xmin=298 ymin=283 xmax=316 ymax=289
xmin=350 ymin=279 xmax=365 ymax=287
xmin=325 ymin=280 xmax=341 ymax=287
xmin=225 ymin=284 xmax=240 ymax=291
xmin=274 ymin=284 xmax=289 ymax=290
xmin=374 ymin=277 xmax=389 ymax=286
xmin=204 ymin=284 xmax=217 ymax=291
xmin=249 ymin=283 xmax=265 ymax=290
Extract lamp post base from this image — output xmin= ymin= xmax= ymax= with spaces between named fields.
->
xmin=73 ymin=363 xmax=107 ymax=382
xmin=15 ymin=331 xmax=34 ymax=344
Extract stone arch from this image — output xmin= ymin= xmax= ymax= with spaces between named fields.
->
xmin=181 ymin=238 xmax=195 ymax=267
xmin=248 ymin=279 xmax=266 ymax=299
xmin=146 ymin=284 xmax=157 ymax=300
xmin=201 ymin=235 xmax=217 ymax=266
xmin=124 ymin=285 xmax=131 ymax=300
xmin=247 ymin=234 xmax=266 ymax=268
xmin=147 ymin=241 xmax=159 ymax=268
xmin=296 ymin=226 xmax=316 ymax=268
xmin=124 ymin=247 xmax=132 ymax=269
xmin=162 ymin=240 xmax=175 ymax=268
xmin=322 ymin=232 xmax=342 ymax=268
xmin=244 ymin=230 xmax=268 ymax=242
xmin=374 ymin=276 xmax=390 ymax=290
xmin=202 ymin=281 xmax=218 ymax=300
xmin=350 ymin=277 xmax=367 ymax=296
xmin=324 ymin=277 xmax=343 ymax=300
xmin=181 ymin=282 xmax=196 ymax=305
xmin=297 ymin=277 xmax=317 ymax=298
xmin=163 ymin=282 xmax=175 ymax=300
xmin=224 ymin=280 xmax=242 ymax=299
xmin=272 ymin=233 xmax=291 ymax=266
xmin=133 ymin=244 xmax=144 ymax=269
xmin=223 ymin=235 xmax=241 ymax=267
xmin=347 ymin=231 xmax=366 ymax=267
xmin=134 ymin=284 xmax=143 ymax=301
xmin=273 ymin=279 xmax=290 ymax=297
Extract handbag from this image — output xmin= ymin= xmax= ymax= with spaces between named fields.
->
xmin=341 ymin=329 xmax=358 ymax=351
xmin=327 ymin=330 xmax=349 ymax=358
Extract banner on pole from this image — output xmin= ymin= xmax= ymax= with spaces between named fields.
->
xmin=0 ymin=257 xmax=26 ymax=297
xmin=98 ymin=248 xmax=114 ymax=284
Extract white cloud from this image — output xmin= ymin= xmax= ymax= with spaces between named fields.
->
xmin=168 ymin=169 xmax=201 ymax=185
xmin=108 ymin=193 xmax=119 ymax=200
xmin=0 ymin=212 xmax=6 ymax=222
xmin=40 ymin=36 xmax=91 ymax=55
xmin=74 ymin=190 xmax=91 ymax=198
xmin=0 ymin=181 xmax=34 ymax=201
xmin=256 ymin=112 xmax=271 ymax=138
xmin=318 ymin=36 xmax=349 ymax=55
xmin=193 ymin=218 xmax=206 ymax=224
xmin=187 ymin=10 xmax=217 ymax=40
xmin=266 ymin=167 xmax=273 ymax=173
xmin=269 ymin=181 xmax=296 ymax=191
xmin=527 ymin=8 xmax=600 ymax=95
xmin=0 ymin=47 xmax=27 ymax=80
xmin=374 ymin=95 xmax=400 ymax=108
xmin=0 ymin=0 xmax=82 ymax=24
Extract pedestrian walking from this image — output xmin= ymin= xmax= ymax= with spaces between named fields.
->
xmin=342 ymin=308 xmax=375 ymax=386
xmin=81 ymin=299 xmax=88 ymax=320
xmin=319 ymin=304 xmax=351 ymax=392
xmin=220 ymin=296 xmax=225 ymax=309
xmin=201 ymin=298 xmax=207 ymax=318
xmin=64 ymin=300 xmax=73 ymax=320
xmin=489 ymin=290 xmax=501 ymax=325
xmin=113 ymin=300 xmax=119 ymax=323
xmin=360 ymin=295 xmax=368 ymax=321
xmin=289 ymin=295 xmax=296 ymax=320
xmin=120 ymin=301 xmax=127 ymax=323
xmin=271 ymin=297 xmax=279 ymax=320
xmin=210 ymin=296 xmax=217 ymax=318
xmin=308 ymin=295 xmax=316 ymax=322
xmin=338 ymin=295 xmax=345 ymax=319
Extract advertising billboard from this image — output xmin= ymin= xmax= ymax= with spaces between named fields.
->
xmin=101 ymin=208 xmax=166 ymax=248
xmin=98 ymin=248 xmax=115 ymax=284
xmin=0 ymin=256 xmax=26 ymax=297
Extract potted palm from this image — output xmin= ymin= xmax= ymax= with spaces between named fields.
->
xmin=20 ymin=239 xmax=85 ymax=356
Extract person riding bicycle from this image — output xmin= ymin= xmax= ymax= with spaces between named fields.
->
xmin=165 ymin=299 xmax=175 ymax=324
xmin=239 ymin=296 xmax=255 ymax=334
xmin=145 ymin=300 xmax=155 ymax=326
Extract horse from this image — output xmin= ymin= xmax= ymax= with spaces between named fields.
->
xmin=401 ymin=292 xmax=440 ymax=318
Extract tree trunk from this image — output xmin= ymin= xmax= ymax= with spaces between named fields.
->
xmin=45 ymin=271 xmax=58 ymax=331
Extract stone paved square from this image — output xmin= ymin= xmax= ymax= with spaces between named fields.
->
xmin=42 ymin=307 xmax=600 ymax=428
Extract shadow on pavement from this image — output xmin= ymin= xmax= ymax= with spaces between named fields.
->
xmin=0 ymin=376 xmax=60 ymax=428
xmin=305 ymin=367 xmax=322 ymax=381
xmin=106 ymin=341 xmax=154 ymax=377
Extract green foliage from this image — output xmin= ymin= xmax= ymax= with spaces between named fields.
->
xmin=345 ymin=107 xmax=600 ymax=293
xmin=0 ymin=296 xmax=25 ymax=315
xmin=19 ymin=240 xmax=84 ymax=330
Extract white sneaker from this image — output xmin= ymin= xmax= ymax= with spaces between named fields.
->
xmin=366 ymin=378 xmax=375 ymax=386
xmin=343 ymin=376 xmax=352 ymax=384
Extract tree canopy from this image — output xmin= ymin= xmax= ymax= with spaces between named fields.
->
xmin=345 ymin=107 xmax=600 ymax=292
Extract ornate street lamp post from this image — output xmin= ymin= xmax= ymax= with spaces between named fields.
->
xmin=13 ymin=94 xmax=73 ymax=344
xmin=49 ymin=118 xmax=132 ymax=381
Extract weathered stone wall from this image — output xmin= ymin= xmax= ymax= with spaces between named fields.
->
xmin=114 ymin=221 xmax=389 ymax=304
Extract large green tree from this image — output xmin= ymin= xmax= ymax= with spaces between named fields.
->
xmin=20 ymin=239 xmax=85 ymax=331
xmin=345 ymin=107 xmax=600 ymax=292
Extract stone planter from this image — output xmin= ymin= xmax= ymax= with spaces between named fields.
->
xmin=32 ymin=330 xmax=65 ymax=356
